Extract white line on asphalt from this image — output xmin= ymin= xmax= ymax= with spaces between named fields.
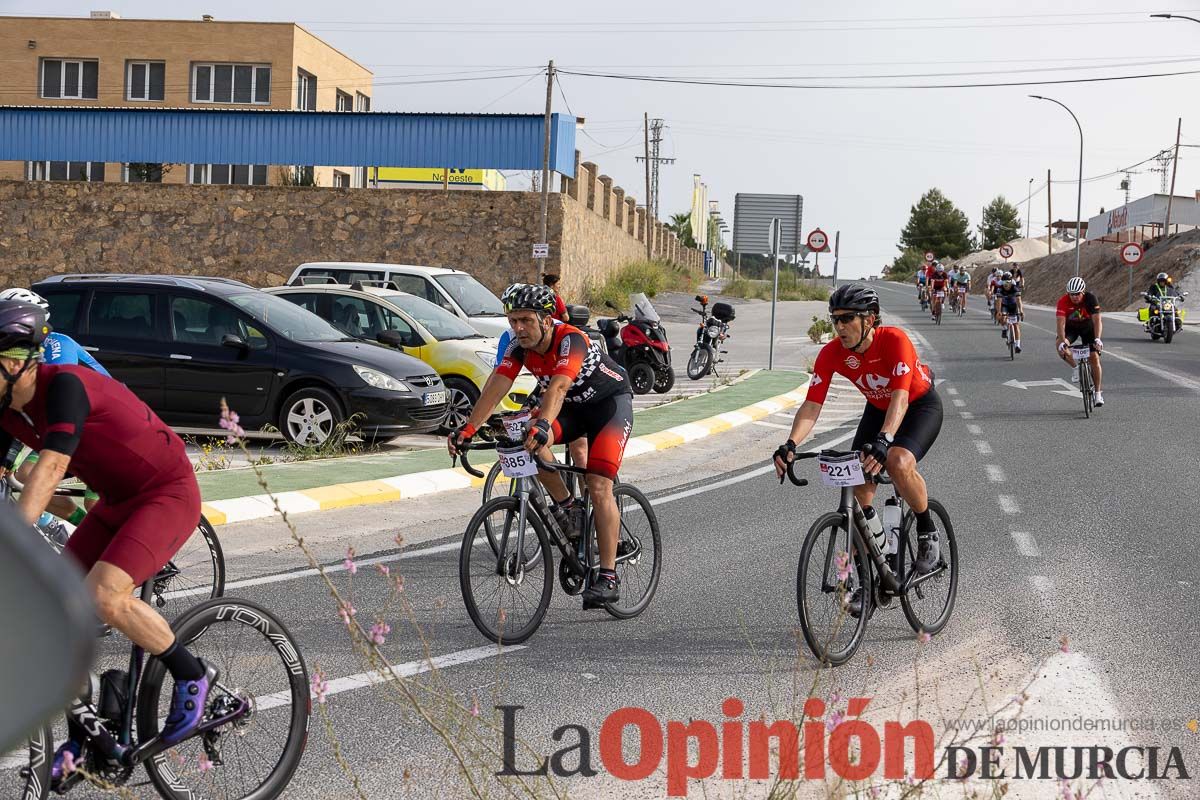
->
xmin=946 ymin=387 xmax=959 ymax=396
xmin=998 ymin=495 xmax=1021 ymax=515
xmin=257 ymin=645 xmax=525 ymax=712
xmin=1010 ymin=531 xmax=1041 ymax=557
xmin=959 ymin=411 xmax=974 ymax=420
xmin=966 ymin=424 xmax=982 ymax=435
xmin=753 ymin=420 xmax=791 ymax=430
xmin=985 ymin=465 xmax=1006 ymax=483
xmin=1028 ymin=575 xmax=1054 ymax=605
xmin=1101 ymin=346 xmax=1200 ymax=394
xmin=974 ymin=440 xmax=993 ymax=455
xmin=952 ymin=399 xmax=966 ymax=407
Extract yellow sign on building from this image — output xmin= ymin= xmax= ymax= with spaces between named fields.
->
xmin=374 ymin=168 xmax=505 ymax=191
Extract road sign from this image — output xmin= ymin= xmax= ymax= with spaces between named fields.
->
xmin=732 ymin=194 xmax=803 ymax=255
xmin=1120 ymin=242 xmax=1144 ymax=265
xmin=807 ymin=228 xmax=830 ymax=252
xmin=532 ymin=243 xmax=549 ymax=259
xmin=999 ymin=244 xmax=1014 ymax=260
xmin=924 ymin=252 xmax=935 ymax=263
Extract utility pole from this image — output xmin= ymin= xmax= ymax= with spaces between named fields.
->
xmin=537 ymin=59 xmax=555 ymax=278
xmin=1026 ymin=178 xmax=1034 ymax=239
xmin=1046 ymin=169 xmax=1052 ymax=256
xmin=643 ymin=112 xmax=652 ymax=260
xmin=1164 ymin=117 xmax=1182 ymax=237
xmin=832 ymin=231 xmax=841 ymax=288
xmin=635 ymin=117 xmax=675 ymax=252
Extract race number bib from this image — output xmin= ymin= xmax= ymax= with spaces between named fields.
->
xmin=818 ymin=453 xmax=865 ymax=487
xmin=502 ymin=411 xmax=531 ymax=441
xmin=1007 ymin=315 xmax=1020 ymax=324
xmin=1070 ymin=345 xmax=1092 ymax=362
xmin=935 ymin=290 xmax=945 ymax=298
xmin=497 ymin=445 xmax=538 ymax=479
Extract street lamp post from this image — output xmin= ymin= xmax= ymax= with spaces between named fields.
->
xmin=1151 ymin=13 xmax=1200 ymax=24
xmin=1026 ymin=178 xmax=1034 ymax=239
xmin=1030 ymin=95 xmax=1084 ymax=276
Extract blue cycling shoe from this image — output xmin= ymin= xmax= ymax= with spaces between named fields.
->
xmin=161 ymin=660 xmax=220 ymax=745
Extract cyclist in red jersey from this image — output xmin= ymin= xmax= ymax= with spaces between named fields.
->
xmin=773 ymin=284 xmax=944 ymax=597
xmin=448 ymin=284 xmax=633 ymax=609
xmin=0 ymin=301 xmax=217 ymax=781
xmin=928 ymin=265 xmax=950 ymax=320
xmin=1056 ymin=276 xmax=1105 ymax=406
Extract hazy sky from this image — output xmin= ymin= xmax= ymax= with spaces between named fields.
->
xmin=11 ymin=0 xmax=1200 ymax=277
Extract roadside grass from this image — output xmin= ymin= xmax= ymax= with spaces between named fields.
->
xmin=581 ymin=259 xmax=698 ymax=311
xmin=187 ymin=414 xmax=374 ymax=471
xmin=724 ymin=277 xmax=830 ymax=302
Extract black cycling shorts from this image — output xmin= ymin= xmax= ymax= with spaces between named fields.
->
xmin=852 ymin=389 xmax=943 ymax=463
xmin=1064 ymin=323 xmax=1097 ymax=347
xmin=551 ymin=392 xmax=634 ymax=481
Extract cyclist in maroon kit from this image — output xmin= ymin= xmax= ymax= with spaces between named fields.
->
xmin=0 ymin=301 xmax=215 ymax=786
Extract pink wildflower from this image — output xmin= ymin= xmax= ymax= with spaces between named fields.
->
xmin=338 ymin=601 xmax=357 ymax=626
xmin=834 ymin=551 xmax=851 ymax=582
xmin=343 ymin=547 xmax=357 ymax=575
xmin=198 ymin=753 xmax=213 ymax=773
xmin=1059 ymin=635 xmax=1070 ymax=653
xmin=369 ymin=621 xmax=391 ymax=645
xmin=394 ymin=532 xmax=405 ymax=548
xmin=218 ymin=400 xmax=245 ymax=444
xmin=311 ymin=670 xmax=329 ymax=704
xmin=375 ymin=563 xmax=390 ymax=577
xmin=917 ymin=630 xmax=932 ymax=644
xmin=826 ymin=709 xmax=846 ymax=732
xmin=471 ymin=695 xmax=480 ymax=717
xmin=60 ymin=749 xmax=76 ymax=774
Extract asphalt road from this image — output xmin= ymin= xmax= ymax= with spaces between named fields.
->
xmin=10 ymin=285 xmax=1198 ymax=799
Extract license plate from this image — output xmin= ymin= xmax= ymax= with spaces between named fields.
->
xmin=423 ymin=391 xmax=446 ymax=406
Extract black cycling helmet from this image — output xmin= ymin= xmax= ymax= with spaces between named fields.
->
xmin=828 ymin=283 xmax=881 ymax=315
xmin=0 ymin=300 xmax=50 ymax=355
xmin=501 ymin=283 xmax=557 ymax=315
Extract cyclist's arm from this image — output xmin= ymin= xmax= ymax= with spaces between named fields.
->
xmin=532 ymin=373 xmax=572 ymax=435
xmin=461 ymin=370 xmax=516 ymax=433
xmin=784 ymin=400 xmax=823 ymax=447
xmin=17 ymin=449 xmax=69 ymax=525
xmin=1092 ymin=312 xmax=1103 ymax=340
xmin=1055 ymin=314 xmax=1067 ymax=344
xmin=16 ymin=372 xmax=89 ymax=525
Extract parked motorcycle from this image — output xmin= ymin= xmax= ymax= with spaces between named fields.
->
xmin=1139 ymin=291 xmax=1188 ymax=344
xmin=566 ymin=303 xmax=609 ymax=355
xmin=686 ymin=294 xmax=734 ymax=380
xmin=598 ymin=293 xmax=674 ymax=395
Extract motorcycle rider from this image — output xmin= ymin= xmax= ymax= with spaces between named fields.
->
xmin=1146 ymin=272 xmax=1180 ymax=299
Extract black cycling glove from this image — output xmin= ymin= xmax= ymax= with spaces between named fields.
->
xmin=529 ymin=418 xmax=552 ymax=447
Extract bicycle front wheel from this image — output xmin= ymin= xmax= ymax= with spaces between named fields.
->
xmin=460 ymin=496 xmax=553 ymax=644
xmin=604 ymin=485 xmax=662 ymax=620
xmin=137 ymin=597 xmax=309 ymax=800
xmin=1 ymin=723 xmax=51 ymax=800
xmin=796 ymin=512 xmax=870 ymax=667
xmin=900 ymin=499 xmax=959 ymax=636
xmin=152 ymin=515 xmax=225 ymax=625
xmin=1080 ymin=363 xmax=1092 ymax=417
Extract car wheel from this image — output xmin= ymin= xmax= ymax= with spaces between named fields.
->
xmin=279 ymin=386 xmax=344 ymax=446
xmin=439 ymin=377 xmax=480 ymax=434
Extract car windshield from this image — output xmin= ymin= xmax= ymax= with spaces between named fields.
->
xmin=384 ymin=293 xmax=484 ymax=340
xmin=228 ymin=292 xmax=347 ymax=342
xmin=433 ymin=273 xmax=504 ymax=316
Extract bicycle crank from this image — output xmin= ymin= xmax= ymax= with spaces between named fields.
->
xmin=558 ymin=559 xmax=586 ymax=595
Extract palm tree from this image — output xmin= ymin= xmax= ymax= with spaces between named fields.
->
xmin=668 ymin=212 xmax=696 ymax=248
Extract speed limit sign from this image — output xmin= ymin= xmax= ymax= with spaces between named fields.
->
xmin=998 ymin=244 xmax=1014 ymax=260
xmin=924 ymin=252 xmax=935 ymax=263
xmin=1120 ymin=242 xmax=1144 ymax=265
xmin=807 ymin=228 xmax=829 ymax=252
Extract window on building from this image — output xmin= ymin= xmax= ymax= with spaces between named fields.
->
xmin=292 ymin=165 xmax=315 ymax=185
xmin=123 ymin=163 xmax=164 ymax=183
xmin=333 ymin=170 xmax=350 ymax=189
xmin=189 ymin=164 xmax=268 ymax=186
xmin=126 ymin=61 xmax=165 ymax=101
xmin=296 ymin=69 xmax=316 ymax=110
xmin=28 ymin=161 xmax=105 ymax=182
xmin=41 ymin=59 xmax=99 ymax=99
xmin=192 ymin=63 xmax=270 ymax=104
xmin=354 ymin=92 xmax=370 ymax=112
xmin=336 ymin=90 xmax=352 ymax=112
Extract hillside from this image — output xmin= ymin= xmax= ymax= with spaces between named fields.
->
xmin=965 ymin=229 xmax=1200 ymax=310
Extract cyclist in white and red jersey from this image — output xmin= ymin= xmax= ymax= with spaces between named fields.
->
xmin=773 ymin=284 xmax=944 ymax=598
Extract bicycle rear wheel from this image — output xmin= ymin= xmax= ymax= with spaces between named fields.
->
xmin=137 ymin=597 xmax=310 ymax=800
xmin=460 ymin=496 xmax=553 ymax=644
xmin=899 ymin=499 xmax=958 ymax=636
xmin=151 ymin=515 xmax=225 ymax=626
xmin=796 ymin=512 xmax=870 ymax=667
xmin=2 ymin=724 xmax=51 ymax=800
xmin=1080 ymin=363 xmax=1092 ymax=417
xmin=604 ymin=485 xmax=662 ymax=620
xmin=1008 ymin=327 xmax=1015 ymax=360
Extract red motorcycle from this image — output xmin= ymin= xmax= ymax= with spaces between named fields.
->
xmin=598 ymin=293 xmax=674 ymax=395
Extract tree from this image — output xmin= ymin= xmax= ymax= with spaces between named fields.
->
xmin=668 ymin=212 xmax=697 ymax=248
xmin=898 ymin=188 xmax=974 ymax=261
xmin=978 ymin=195 xmax=1022 ymax=250
xmin=887 ymin=248 xmax=927 ymax=281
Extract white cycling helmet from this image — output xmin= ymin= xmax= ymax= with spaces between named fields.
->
xmin=1066 ymin=277 xmax=1086 ymax=294
xmin=0 ymin=288 xmax=49 ymax=321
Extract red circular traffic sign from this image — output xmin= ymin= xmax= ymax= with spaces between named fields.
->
xmin=807 ymin=228 xmax=829 ymax=252
xmin=924 ymin=251 xmax=935 ymax=263
xmin=998 ymin=244 xmax=1014 ymax=259
xmin=1120 ymin=242 xmax=1144 ymax=265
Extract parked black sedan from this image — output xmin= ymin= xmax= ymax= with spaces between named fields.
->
xmin=33 ymin=275 xmax=448 ymax=444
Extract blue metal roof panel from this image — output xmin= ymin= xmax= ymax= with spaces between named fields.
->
xmin=0 ymin=107 xmax=576 ymax=176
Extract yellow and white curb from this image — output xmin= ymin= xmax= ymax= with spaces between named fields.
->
xmin=201 ymin=376 xmax=811 ymax=526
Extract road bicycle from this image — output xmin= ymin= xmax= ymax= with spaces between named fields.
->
xmin=956 ymin=288 xmax=968 ymax=317
xmin=6 ymin=542 xmax=308 ymax=799
xmin=948 ymin=290 xmax=960 ymax=315
xmin=455 ymin=414 xmax=662 ymax=644
xmin=2 ymin=478 xmax=225 ymax=621
xmin=932 ymin=290 xmax=944 ymax=325
xmin=1002 ymin=312 xmax=1022 ymax=361
xmin=1069 ymin=344 xmax=1097 ymax=418
xmin=783 ymin=448 xmax=958 ymax=666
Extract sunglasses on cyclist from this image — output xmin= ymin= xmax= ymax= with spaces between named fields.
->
xmin=830 ymin=313 xmax=861 ymax=325
xmin=1068 ymin=292 xmax=1083 ymax=299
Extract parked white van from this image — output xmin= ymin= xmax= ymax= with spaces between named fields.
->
xmin=286 ymin=262 xmax=510 ymax=337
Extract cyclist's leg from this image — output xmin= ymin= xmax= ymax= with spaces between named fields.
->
xmin=1081 ymin=329 xmax=1103 ymax=391
xmin=850 ymin=406 xmax=883 ymax=510
xmin=568 ymin=438 xmax=588 ymax=472
xmin=536 ymin=418 xmax=577 ymax=503
xmin=578 ymin=393 xmax=633 ymax=607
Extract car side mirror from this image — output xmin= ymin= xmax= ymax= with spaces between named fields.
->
xmin=221 ymin=334 xmax=248 ymax=350
xmin=378 ymin=329 xmax=421 ymax=348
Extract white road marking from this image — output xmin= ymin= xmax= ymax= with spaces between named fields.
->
xmin=997 ymin=494 xmax=1021 ymax=515
xmin=985 ymin=465 xmax=1006 ymax=483
xmin=1010 ymin=531 xmax=1041 ymax=557
xmin=1028 ymin=575 xmax=1054 ymax=602
xmin=946 ymin=386 xmax=959 ymax=396
xmin=959 ymin=411 xmax=974 ymax=420
xmin=753 ymin=420 xmax=791 ymax=430
xmin=974 ymin=440 xmax=993 ymax=455
xmin=966 ymin=424 xmax=982 ymax=435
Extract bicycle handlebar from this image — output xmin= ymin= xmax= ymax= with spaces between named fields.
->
xmin=454 ymin=440 xmax=583 ymax=480
xmin=779 ymin=447 xmax=894 ymax=487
